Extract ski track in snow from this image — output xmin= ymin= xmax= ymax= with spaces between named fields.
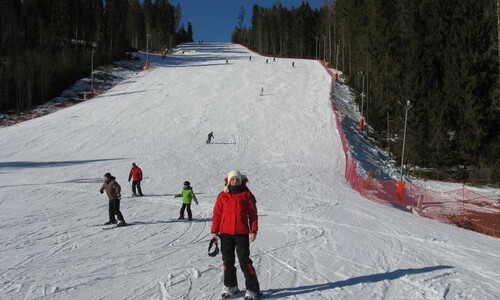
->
xmin=0 ymin=43 xmax=499 ymax=300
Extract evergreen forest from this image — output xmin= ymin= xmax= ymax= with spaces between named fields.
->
xmin=232 ymin=0 xmax=500 ymax=185
xmin=0 ymin=0 xmax=193 ymax=114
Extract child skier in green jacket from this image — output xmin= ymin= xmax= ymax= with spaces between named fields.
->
xmin=175 ymin=181 xmax=198 ymax=221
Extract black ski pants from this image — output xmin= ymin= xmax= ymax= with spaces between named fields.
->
xmin=180 ymin=203 xmax=192 ymax=219
xmin=108 ymin=198 xmax=125 ymax=223
xmin=132 ymin=180 xmax=143 ymax=196
xmin=220 ymin=234 xmax=260 ymax=292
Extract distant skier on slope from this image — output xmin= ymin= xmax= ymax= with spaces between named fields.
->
xmin=211 ymin=170 xmax=262 ymax=300
xmin=260 ymin=87 xmax=264 ymax=96
xmin=207 ymin=131 xmax=214 ymax=144
xmin=128 ymin=162 xmax=144 ymax=197
xmin=174 ymin=181 xmax=198 ymax=221
xmin=100 ymin=173 xmax=127 ymax=226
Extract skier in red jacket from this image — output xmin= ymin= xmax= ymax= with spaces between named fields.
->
xmin=211 ymin=170 xmax=261 ymax=300
xmin=128 ymin=162 xmax=143 ymax=197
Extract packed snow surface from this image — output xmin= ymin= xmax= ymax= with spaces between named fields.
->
xmin=1 ymin=43 xmax=499 ymax=300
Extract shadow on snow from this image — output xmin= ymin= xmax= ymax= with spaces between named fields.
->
xmin=264 ymin=265 xmax=454 ymax=299
xmin=0 ymin=158 xmax=127 ymax=170
xmin=142 ymin=43 xmax=254 ymax=69
xmin=207 ymin=142 xmax=236 ymax=145
xmin=132 ymin=218 xmax=212 ymax=225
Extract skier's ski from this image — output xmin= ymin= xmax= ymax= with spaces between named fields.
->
xmin=102 ymin=225 xmax=122 ymax=230
xmin=102 ymin=223 xmax=130 ymax=230
xmin=243 ymin=290 xmax=275 ymax=300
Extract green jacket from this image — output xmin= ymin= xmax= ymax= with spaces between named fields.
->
xmin=178 ymin=187 xmax=198 ymax=205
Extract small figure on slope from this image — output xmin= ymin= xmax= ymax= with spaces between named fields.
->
xmin=260 ymin=87 xmax=264 ymax=96
xmin=128 ymin=162 xmax=144 ymax=197
xmin=207 ymin=131 xmax=214 ymax=144
xmin=100 ymin=172 xmax=127 ymax=226
xmin=175 ymin=181 xmax=198 ymax=221
xmin=212 ymin=170 xmax=262 ymax=300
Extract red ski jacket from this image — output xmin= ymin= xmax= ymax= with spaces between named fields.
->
xmin=128 ymin=167 xmax=143 ymax=181
xmin=211 ymin=189 xmax=258 ymax=235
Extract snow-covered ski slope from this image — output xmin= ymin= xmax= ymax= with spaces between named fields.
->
xmin=1 ymin=43 xmax=499 ymax=300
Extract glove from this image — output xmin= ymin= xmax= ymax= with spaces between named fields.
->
xmin=195 ymin=199 xmax=199 ymax=205
xmin=211 ymin=233 xmax=218 ymax=240
xmin=128 ymin=179 xmax=130 ymax=182
xmin=100 ymin=191 xmax=104 ymax=194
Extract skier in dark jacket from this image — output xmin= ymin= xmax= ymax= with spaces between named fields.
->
xmin=100 ymin=173 xmax=127 ymax=226
xmin=211 ymin=170 xmax=261 ymax=300
xmin=207 ymin=132 xmax=214 ymax=144
xmin=128 ymin=162 xmax=143 ymax=197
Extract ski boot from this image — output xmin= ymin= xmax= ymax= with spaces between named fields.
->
xmin=219 ymin=286 xmax=239 ymax=299
xmin=244 ymin=290 xmax=263 ymax=300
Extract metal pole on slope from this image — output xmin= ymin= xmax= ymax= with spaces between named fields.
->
xmin=366 ymin=72 xmax=369 ymax=136
xmin=335 ymin=44 xmax=340 ymax=72
xmin=387 ymin=110 xmax=391 ymax=154
xmin=315 ymin=36 xmax=318 ymax=60
xmin=360 ymin=71 xmax=366 ymax=131
xmin=146 ymin=33 xmax=150 ymax=63
xmin=322 ymin=34 xmax=326 ymax=62
xmin=91 ymin=49 xmax=95 ymax=92
xmin=400 ymin=100 xmax=413 ymax=181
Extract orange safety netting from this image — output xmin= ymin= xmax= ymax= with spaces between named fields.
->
xmin=321 ymin=61 xmax=500 ymax=238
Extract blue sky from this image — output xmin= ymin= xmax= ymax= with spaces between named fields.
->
xmin=172 ymin=0 xmax=324 ymax=42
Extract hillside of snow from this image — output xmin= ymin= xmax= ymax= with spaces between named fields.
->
xmin=1 ymin=43 xmax=499 ymax=300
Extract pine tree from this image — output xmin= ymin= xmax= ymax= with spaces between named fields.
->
xmin=104 ymin=0 xmax=129 ymax=62
xmin=127 ymin=0 xmax=145 ymax=50
xmin=187 ymin=22 xmax=193 ymax=42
